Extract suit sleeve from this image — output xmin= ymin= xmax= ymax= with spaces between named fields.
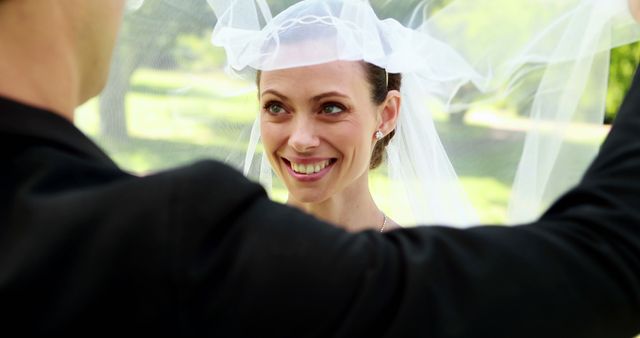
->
xmin=175 ymin=74 xmax=640 ymax=337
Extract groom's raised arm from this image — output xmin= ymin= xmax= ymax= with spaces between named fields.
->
xmin=4 ymin=73 xmax=638 ymax=337
xmin=189 ymin=71 xmax=640 ymax=337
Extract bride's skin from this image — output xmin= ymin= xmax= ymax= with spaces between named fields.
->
xmin=259 ymin=61 xmax=401 ymax=232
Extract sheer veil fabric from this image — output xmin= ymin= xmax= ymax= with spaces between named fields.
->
xmin=90 ymin=0 xmax=640 ymax=226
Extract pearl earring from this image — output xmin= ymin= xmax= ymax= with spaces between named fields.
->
xmin=375 ymin=130 xmax=384 ymax=140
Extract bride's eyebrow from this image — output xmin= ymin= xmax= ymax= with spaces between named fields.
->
xmin=260 ymin=89 xmax=289 ymax=102
xmin=310 ymin=91 xmax=349 ymax=102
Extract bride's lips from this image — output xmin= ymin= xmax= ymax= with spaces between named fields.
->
xmin=282 ymin=157 xmax=337 ymax=182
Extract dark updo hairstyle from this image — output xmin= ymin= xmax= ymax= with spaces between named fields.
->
xmin=256 ymin=62 xmax=401 ymax=170
xmin=364 ymin=62 xmax=401 ymax=170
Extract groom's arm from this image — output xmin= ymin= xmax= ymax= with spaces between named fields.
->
xmin=181 ymin=70 xmax=640 ymax=337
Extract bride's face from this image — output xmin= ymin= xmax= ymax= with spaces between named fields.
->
xmin=259 ymin=61 xmax=380 ymax=203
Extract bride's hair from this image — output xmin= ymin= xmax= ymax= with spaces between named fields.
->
xmin=255 ymin=62 xmax=401 ymax=170
xmin=365 ymin=63 xmax=401 ymax=170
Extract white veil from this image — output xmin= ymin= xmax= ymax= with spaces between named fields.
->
xmin=84 ymin=0 xmax=640 ymax=226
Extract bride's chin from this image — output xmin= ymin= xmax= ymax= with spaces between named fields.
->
xmin=286 ymin=189 xmax=328 ymax=205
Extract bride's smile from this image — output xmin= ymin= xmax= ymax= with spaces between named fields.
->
xmin=289 ymin=159 xmax=332 ymax=175
xmin=282 ymin=157 xmax=337 ymax=179
xmin=282 ymin=156 xmax=337 ymax=182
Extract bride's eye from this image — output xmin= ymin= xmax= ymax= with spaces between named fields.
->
xmin=321 ymin=103 xmax=345 ymax=115
xmin=264 ymin=102 xmax=286 ymax=115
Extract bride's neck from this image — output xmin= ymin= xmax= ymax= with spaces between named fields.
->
xmin=287 ymin=173 xmax=384 ymax=232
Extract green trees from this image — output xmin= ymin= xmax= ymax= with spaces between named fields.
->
xmin=607 ymin=42 xmax=640 ymax=123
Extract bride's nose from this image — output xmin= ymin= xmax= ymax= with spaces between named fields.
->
xmin=288 ymin=116 xmax=320 ymax=152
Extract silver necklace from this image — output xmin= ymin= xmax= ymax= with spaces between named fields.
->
xmin=380 ymin=214 xmax=387 ymax=233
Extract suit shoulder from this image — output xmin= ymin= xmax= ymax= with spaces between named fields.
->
xmin=149 ymin=160 xmax=268 ymax=221
xmin=157 ymin=160 xmax=264 ymax=196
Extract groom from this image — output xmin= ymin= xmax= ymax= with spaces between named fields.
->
xmin=1 ymin=0 xmax=639 ymax=337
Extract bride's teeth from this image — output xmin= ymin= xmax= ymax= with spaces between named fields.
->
xmin=291 ymin=160 xmax=331 ymax=174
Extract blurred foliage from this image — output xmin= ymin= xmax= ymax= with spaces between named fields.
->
xmin=607 ymin=42 xmax=640 ymax=123
xmin=174 ymin=35 xmax=227 ymax=71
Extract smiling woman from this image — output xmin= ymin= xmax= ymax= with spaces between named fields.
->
xmin=258 ymin=61 xmax=401 ymax=232
xmin=202 ymin=0 xmax=640 ymax=228
xmin=92 ymin=0 xmax=640 ymax=228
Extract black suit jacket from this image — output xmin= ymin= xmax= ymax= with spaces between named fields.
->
xmin=1 ymin=72 xmax=639 ymax=337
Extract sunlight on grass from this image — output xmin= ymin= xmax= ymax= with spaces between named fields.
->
xmin=461 ymin=176 xmax=510 ymax=224
xmin=465 ymin=109 xmax=609 ymax=145
xmin=75 ymin=98 xmax=100 ymax=135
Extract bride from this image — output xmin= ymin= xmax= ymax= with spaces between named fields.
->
xmin=94 ymin=0 xmax=640 ymax=229
xmin=257 ymin=61 xmax=402 ymax=232
xmin=207 ymin=0 xmax=640 ymax=229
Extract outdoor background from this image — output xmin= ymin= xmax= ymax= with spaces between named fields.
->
xmin=75 ymin=0 xmax=640 ymax=224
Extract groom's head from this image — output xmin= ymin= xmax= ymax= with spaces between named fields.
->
xmin=0 ymin=0 xmax=127 ymax=106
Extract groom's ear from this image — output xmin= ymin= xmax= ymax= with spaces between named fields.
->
xmin=378 ymin=90 xmax=401 ymax=133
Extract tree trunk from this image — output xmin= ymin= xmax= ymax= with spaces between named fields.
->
xmin=99 ymin=48 xmax=138 ymax=141
xmin=449 ymin=110 xmax=467 ymax=125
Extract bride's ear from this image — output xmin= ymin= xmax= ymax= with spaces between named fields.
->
xmin=378 ymin=90 xmax=401 ymax=134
